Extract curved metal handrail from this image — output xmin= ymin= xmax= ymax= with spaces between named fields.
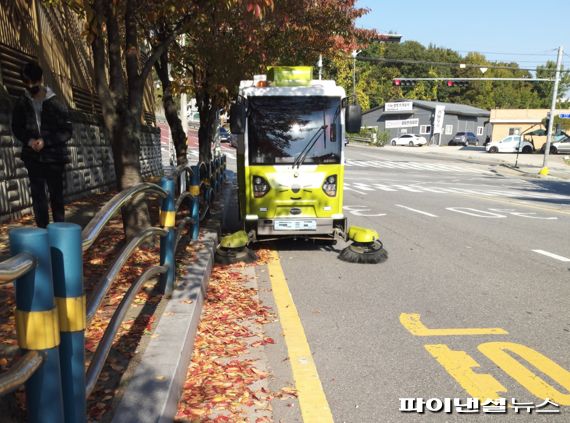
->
xmin=174 ymin=217 xmax=193 ymax=252
xmin=175 ymin=191 xmax=194 ymax=213
xmin=174 ymin=164 xmax=192 ymax=196
xmin=199 ymin=161 xmax=208 ymax=180
xmin=0 ymin=253 xmax=36 ymax=284
xmin=173 ymin=163 xmax=193 ymax=179
xmin=85 ymin=265 xmax=167 ymax=397
xmin=82 ymin=183 xmax=167 ymax=252
xmin=199 ymin=204 xmax=210 ymax=222
xmin=86 ymin=226 xmax=167 ymax=323
xmin=198 ymin=184 xmax=214 ymax=222
xmin=0 ymin=351 xmax=45 ymax=396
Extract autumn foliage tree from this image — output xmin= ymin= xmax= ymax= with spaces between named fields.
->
xmin=70 ymin=0 xmax=199 ymax=237
xmin=53 ymin=0 xmax=376 ymax=236
xmin=163 ymin=0 xmax=377 ymax=164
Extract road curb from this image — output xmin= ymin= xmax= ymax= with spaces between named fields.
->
xmin=111 ymin=194 xmax=224 ymax=423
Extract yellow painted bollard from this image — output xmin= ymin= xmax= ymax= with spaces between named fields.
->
xmin=9 ymin=227 xmax=65 ymax=423
xmin=48 ymin=223 xmax=86 ymax=423
xmin=190 ymin=166 xmax=200 ymax=240
xmin=160 ymin=177 xmax=176 ymax=297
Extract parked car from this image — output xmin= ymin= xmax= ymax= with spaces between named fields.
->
xmin=448 ymin=131 xmax=479 ymax=146
xmin=390 ymin=134 xmax=427 ymax=147
xmin=485 ymin=135 xmax=534 ymax=154
xmin=539 ymin=136 xmax=570 ymax=154
xmin=218 ymin=127 xmax=232 ymax=143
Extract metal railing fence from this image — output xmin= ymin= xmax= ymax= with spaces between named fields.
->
xmin=0 ymin=153 xmax=226 ymax=422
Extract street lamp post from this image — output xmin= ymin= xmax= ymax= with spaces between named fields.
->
xmin=351 ymin=50 xmax=361 ymax=99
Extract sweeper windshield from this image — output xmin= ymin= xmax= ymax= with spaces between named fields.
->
xmin=247 ymin=96 xmax=341 ymax=165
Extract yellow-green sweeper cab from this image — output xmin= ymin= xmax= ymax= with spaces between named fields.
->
xmin=216 ymin=67 xmax=387 ymax=264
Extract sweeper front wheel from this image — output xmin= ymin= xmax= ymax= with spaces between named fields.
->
xmin=215 ymin=246 xmax=257 ymax=265
xmin=338 ymin=240 xmax=388 ymax=264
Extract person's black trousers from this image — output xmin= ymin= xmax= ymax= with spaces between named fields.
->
xmin=25 ymin=162 xmax=65 ymax=228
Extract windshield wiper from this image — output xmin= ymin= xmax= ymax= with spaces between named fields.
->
xmin=293 ymin=124 xmax=327 ymax=168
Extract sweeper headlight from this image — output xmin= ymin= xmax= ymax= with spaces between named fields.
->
xmin=322 ymin=175 xmax=337 ymax=197
xmin=253 ymin=175 xmax=270 ymax=198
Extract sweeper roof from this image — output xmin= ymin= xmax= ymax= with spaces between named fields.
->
xmin=239 ymin=79 xmax=346 ymax=98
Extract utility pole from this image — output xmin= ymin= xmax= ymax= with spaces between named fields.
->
xmin=541 ymin=46 xmax=563 ymax=175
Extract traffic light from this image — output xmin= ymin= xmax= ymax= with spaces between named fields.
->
xmin=393 ymin=79 xmax=416 ymax=87
xmin=446 ymin=80 xmax=468 ymax=87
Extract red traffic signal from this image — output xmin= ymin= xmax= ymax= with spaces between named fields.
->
xmin=447 ymin=80 xmax=468 ymax=87
xmin=393 ymin=79 xmax=416 ymax=87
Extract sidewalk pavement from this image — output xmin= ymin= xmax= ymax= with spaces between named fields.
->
xmin=353 ymin=143 xmax=570 ymax=180
xmin=0 ymin=175 xmax=300 ymax=422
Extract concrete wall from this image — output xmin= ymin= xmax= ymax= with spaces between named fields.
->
xmin=0 ymin=88 xmax=162 ymax=223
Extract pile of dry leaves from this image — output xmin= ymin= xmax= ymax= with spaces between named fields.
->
xmin=175 ymin=256 xmax=297 ymax=422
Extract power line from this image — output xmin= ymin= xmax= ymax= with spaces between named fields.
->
xmin=355 ymin=55 xmax=569 ymax=74
xmin=454 ymin=49 xmax=557 ymax=57
xmin=394 ymin=77 xmax=553 ymax=82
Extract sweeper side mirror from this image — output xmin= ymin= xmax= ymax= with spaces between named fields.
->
xmin=230 ymin=103 xmax=246 ymax=134
xmin=345 ymin=104 xmax=362 ymax=134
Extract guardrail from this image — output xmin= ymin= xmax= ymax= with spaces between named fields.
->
xmin=0 ymin=153 xmax=226 ymax=422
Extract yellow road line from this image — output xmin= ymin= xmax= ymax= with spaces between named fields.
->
xmin=268 ymin=251 xmax=334 ymax=423
xmin=400 ymin=313 xmax=508 ymax=336
xmin=425 ymin=344 xmax=507 ymax=401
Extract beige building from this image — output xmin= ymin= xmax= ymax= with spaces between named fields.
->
xmin=490 ymin=109 xmax=570 ymax=149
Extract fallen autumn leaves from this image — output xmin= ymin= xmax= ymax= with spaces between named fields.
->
xmin=0 ymin=192 xmax=166 ymax=422
xmin=175 ymin=256 xmax=297 ymax=422
xmin=1 ymin=191 xmax=298 ymax=422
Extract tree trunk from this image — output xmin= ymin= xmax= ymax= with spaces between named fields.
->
xmin=197 ymin=92 xmax=217 ymax=163
xmin=115 ymin=96 xmax=151 ymax=239
xmin=89 ymin=0 xmax=193 ymax=239
xmin=155 ymin=51 xmax=188 ymax=165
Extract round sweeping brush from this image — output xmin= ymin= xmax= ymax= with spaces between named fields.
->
xmin=338 ymin=240 xmax=388 ymax=264
xmin=215 ymin=245 xmax=258 ymax=265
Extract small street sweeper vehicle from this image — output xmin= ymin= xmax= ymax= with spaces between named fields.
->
xmin=216 ymin=66 xmax=387 ymax=264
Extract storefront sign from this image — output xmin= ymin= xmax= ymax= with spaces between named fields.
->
xmin=433 ymin=105 xmax=446 ymax=134
xmin=385 ymin=118 xmax=419 ymax=129
xmin=385 ymin=101 xmax=413 ymax=112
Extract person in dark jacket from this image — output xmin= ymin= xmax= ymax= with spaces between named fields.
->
xmin=11 ymin=61 xmax=72 ymax=228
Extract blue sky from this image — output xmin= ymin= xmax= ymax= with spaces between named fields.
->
xmin=356 ymin=0 xmax=569 ymax=69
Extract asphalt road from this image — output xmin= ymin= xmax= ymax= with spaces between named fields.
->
xmin=266 ymin=145 xmax=570 ymax=422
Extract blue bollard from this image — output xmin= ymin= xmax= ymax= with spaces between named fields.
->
xmin=159 ymin=177 xmax=176 ymax=297
xmin=159 ymin=228 xmax=176 ymax=298
xmin=159 ymin=177 xmax=176 ymax=229
xmin=9 ymin=228 xmax=65 ymax=423
xmin=48 ymin=223 xmax=86 ymax=423
xmin=205 ymin=161 xmax=215 ymax=204
xmin=190 ymin=165 xmax=200 ymax=240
